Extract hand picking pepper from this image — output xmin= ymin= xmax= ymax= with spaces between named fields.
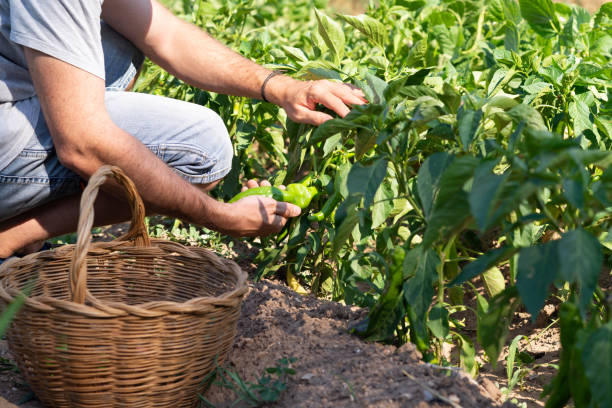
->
xmin=229 ymin=183 xmax=318 ymax=209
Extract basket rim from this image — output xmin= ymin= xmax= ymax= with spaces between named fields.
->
xmin=0 ymin=239 xmax=249 ymax=318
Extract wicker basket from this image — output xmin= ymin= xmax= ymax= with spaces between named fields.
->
xmin=0 ymin=165 xmax=248 ymax=408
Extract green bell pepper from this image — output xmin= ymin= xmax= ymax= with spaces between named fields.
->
xmin=228 ymin=183 xmax=318 ymax=209
xmin=308 ymin=190 xmax=342 ymax=221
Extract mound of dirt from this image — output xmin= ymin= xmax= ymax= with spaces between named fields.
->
xmin=0 ymin=280 xmax=506 ymax=408
xmin=205 ymin=281 xmax=505 ymax=408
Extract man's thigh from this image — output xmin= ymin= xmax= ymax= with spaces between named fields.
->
xmin=105 ymin=92 xmax=232 ymax=184
xmin=0 ymin=93 xmax=232 ymax=222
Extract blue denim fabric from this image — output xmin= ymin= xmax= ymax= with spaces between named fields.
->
xmin=0 ymin=24 xmax=232 ymax=222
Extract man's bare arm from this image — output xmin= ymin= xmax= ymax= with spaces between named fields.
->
xmin=101 ymin=0 xmax=365 ymax=125
xmin=24 ymin=49 xmax=299 ymax=236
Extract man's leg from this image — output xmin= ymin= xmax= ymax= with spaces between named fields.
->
xmin=0 ymin=179 xmax=221 ymax=258
xmin=0 ymin=23 xmax=232 ymax=257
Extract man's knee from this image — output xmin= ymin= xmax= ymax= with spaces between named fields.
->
xmin=167 ymin=109 xmax=233 ymax=185
xmin=195 ymin=179 xmax=222 ymax=193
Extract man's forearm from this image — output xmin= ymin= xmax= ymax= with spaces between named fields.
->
xmin=153 ymin=19 xmax=277 ymax=99
xmin=64 ymin=121 xmax=223 ymax=229
xmin=102 ymin=0 xmax=365 ymax=126
xmin=102 ymin=0 xmax=294 ymax=104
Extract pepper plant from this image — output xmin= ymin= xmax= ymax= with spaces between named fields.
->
xmin=140 ymin=0 xmax=612 ymax=406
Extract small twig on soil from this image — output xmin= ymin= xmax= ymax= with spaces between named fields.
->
xmin=422 ymin=363 xmax=481 ymax=387
xmin=424 ymin=363 xmax=463 ymax=373
xmin=402 ymin=369 xmax=464 ymax=408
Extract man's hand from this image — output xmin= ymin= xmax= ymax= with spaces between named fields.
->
xmin=265 ymin=77 xmax=367 ymax=126
xmin=214 ymin=196 xmax=301 ymax=237
xmin=213 ymin=179 xmax=300 ymax=237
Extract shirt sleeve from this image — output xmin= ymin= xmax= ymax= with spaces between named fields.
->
xmin=9 ymin=0 xmax=105 ymax=80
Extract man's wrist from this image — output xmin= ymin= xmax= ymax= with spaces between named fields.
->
xmin=195 ymin=194 xmax=229 ymax=232
xmin=261 ymin=71 xmax=284 ymax=103
xmin=260 ymin=73 xmax=297 ymax=106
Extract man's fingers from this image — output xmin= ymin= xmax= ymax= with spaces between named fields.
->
xmin=293 ymin=106 xmax=333 ymax=126
xmin=347 ymin=84 xmax=367 ymax=101
xmin=316 ymin=92 xmax=351 ymax=118
xmin=274 ymin=201 xmax=302 ymax=218
xmin=271 ymin=214 xmax=288 ymax=231
xmin=242 ymin=179 xmax=274 ymax=192
xmin=330 ymin=84 xmax=367 ymax=106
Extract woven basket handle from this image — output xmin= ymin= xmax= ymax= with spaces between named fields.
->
xmin=70 ymin=165 xmax=150 ymax=304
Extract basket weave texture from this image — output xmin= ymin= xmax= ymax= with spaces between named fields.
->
xmin=0 ymin=166 xmax=248 ymax=408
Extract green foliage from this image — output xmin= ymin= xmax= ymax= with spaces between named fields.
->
xmin=200 ymin=357 xmax=297 ymax=407
xmin=145 ymin=0 xmax=612 ymax=404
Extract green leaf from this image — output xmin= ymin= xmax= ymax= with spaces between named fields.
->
xmin=516 ymin=241 xmax=559 ymax=318
xmin=504 ymin=22 xmax=519 ymax=52
xmin=569 ymin=96 xmax=594 ymax=139
xmin=562 ymin=178 xmax=584 ymax=209
xmin=358 ymin=73 xmax=388 ymax=105
xmin=323 ymin=133 xmax=342 ymax=156
xmin=406 ymin=38 xmax=428 ymax=68
xmin=557 ymin=229 xmax=603 ymax=317
xmin=582 ymin=324 xmax=612 ymax=408
xmin=422 ymin=156 xmax=480 ymax=248
xmin=427 ymin=304 xmax=450 ymax=339
xmin=397 ymin=0 xmax=426 ymax=11
xmin=314 ymin=9 xmax=345 ymax=63
xmin=282 ymin=46 xmax=307 ymax=62
xmin=431 ymin=24 xmax=454 ymax=55
xmin=457 ymin=333 xmax=478 ymax=377
xmin=519 ymin=0 xmax=561 ymax=38
xmin=477 ymin=287 xmax=518 ymax=365
xmin=337 ymin=14 xmax=387 ymax=48
xmin=469 ymin=161 xmax=510 ymax=231
xmin=403 ymin=246 xmax=440 ymax=334
xmin=355 ymin=129 xmax=377 ymax=159
xmin=450 ymin=246 xmax=516 ymax=286
xmin=417 ymin=152 xmax=454 ymax=219
xmin=487 ymin=68 xmax=516 ymax=97
xmin=308 ymin=118 xmax=359 ymax=147
xmin=457 ymin=107 xmax=483 ymax=150
xmin=307 ymin=67 xmax=342 ymax=81
xmin=347 ymin=159 xmax=388 ymax=209
xmin=506 ymin=334 xmax=527 ymax=386
xmin=422 ymin=193 xmax=470 ymax=249
xmin=363 ymin=247 xmax=405 ymax=342
xmin=332 ymin=196 xmax=361 ymax=257
xmin=254 ymin=247 xmax=285 ymax=281
xmin=596 ymin=2 xmax=612 ymax=23
xmin=507 ymin=104 xmax=547 ymax=132
xmin=482 ymin=267 xmax=506 ymax=298
xmin=0 ymin=283 xmax=31 ymax=337
xmin=372 ymin=182 xmax=394 ymax=229
xmin=502 ymin=0 xmax=522 ymax=24
xmin=521 ymin=81 xmax=552 ymax=95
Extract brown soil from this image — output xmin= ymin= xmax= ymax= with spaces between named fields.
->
xmin=3 ymin=220 xmax=609 ymax=408
xmin=205 ymin=281 xmax=504 ymax=408
xmin=0 ymin=279 xmax=504 ymax=408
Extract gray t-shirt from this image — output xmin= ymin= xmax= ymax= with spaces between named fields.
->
xmin=0 ymin=0 xmax=105 ymax=170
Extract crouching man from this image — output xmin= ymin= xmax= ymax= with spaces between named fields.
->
xmin=0 ymin=0 xmax=364 ymax=259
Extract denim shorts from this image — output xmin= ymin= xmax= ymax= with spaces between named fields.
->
xmin=0 ymin=23 xmax=232 ymax=222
